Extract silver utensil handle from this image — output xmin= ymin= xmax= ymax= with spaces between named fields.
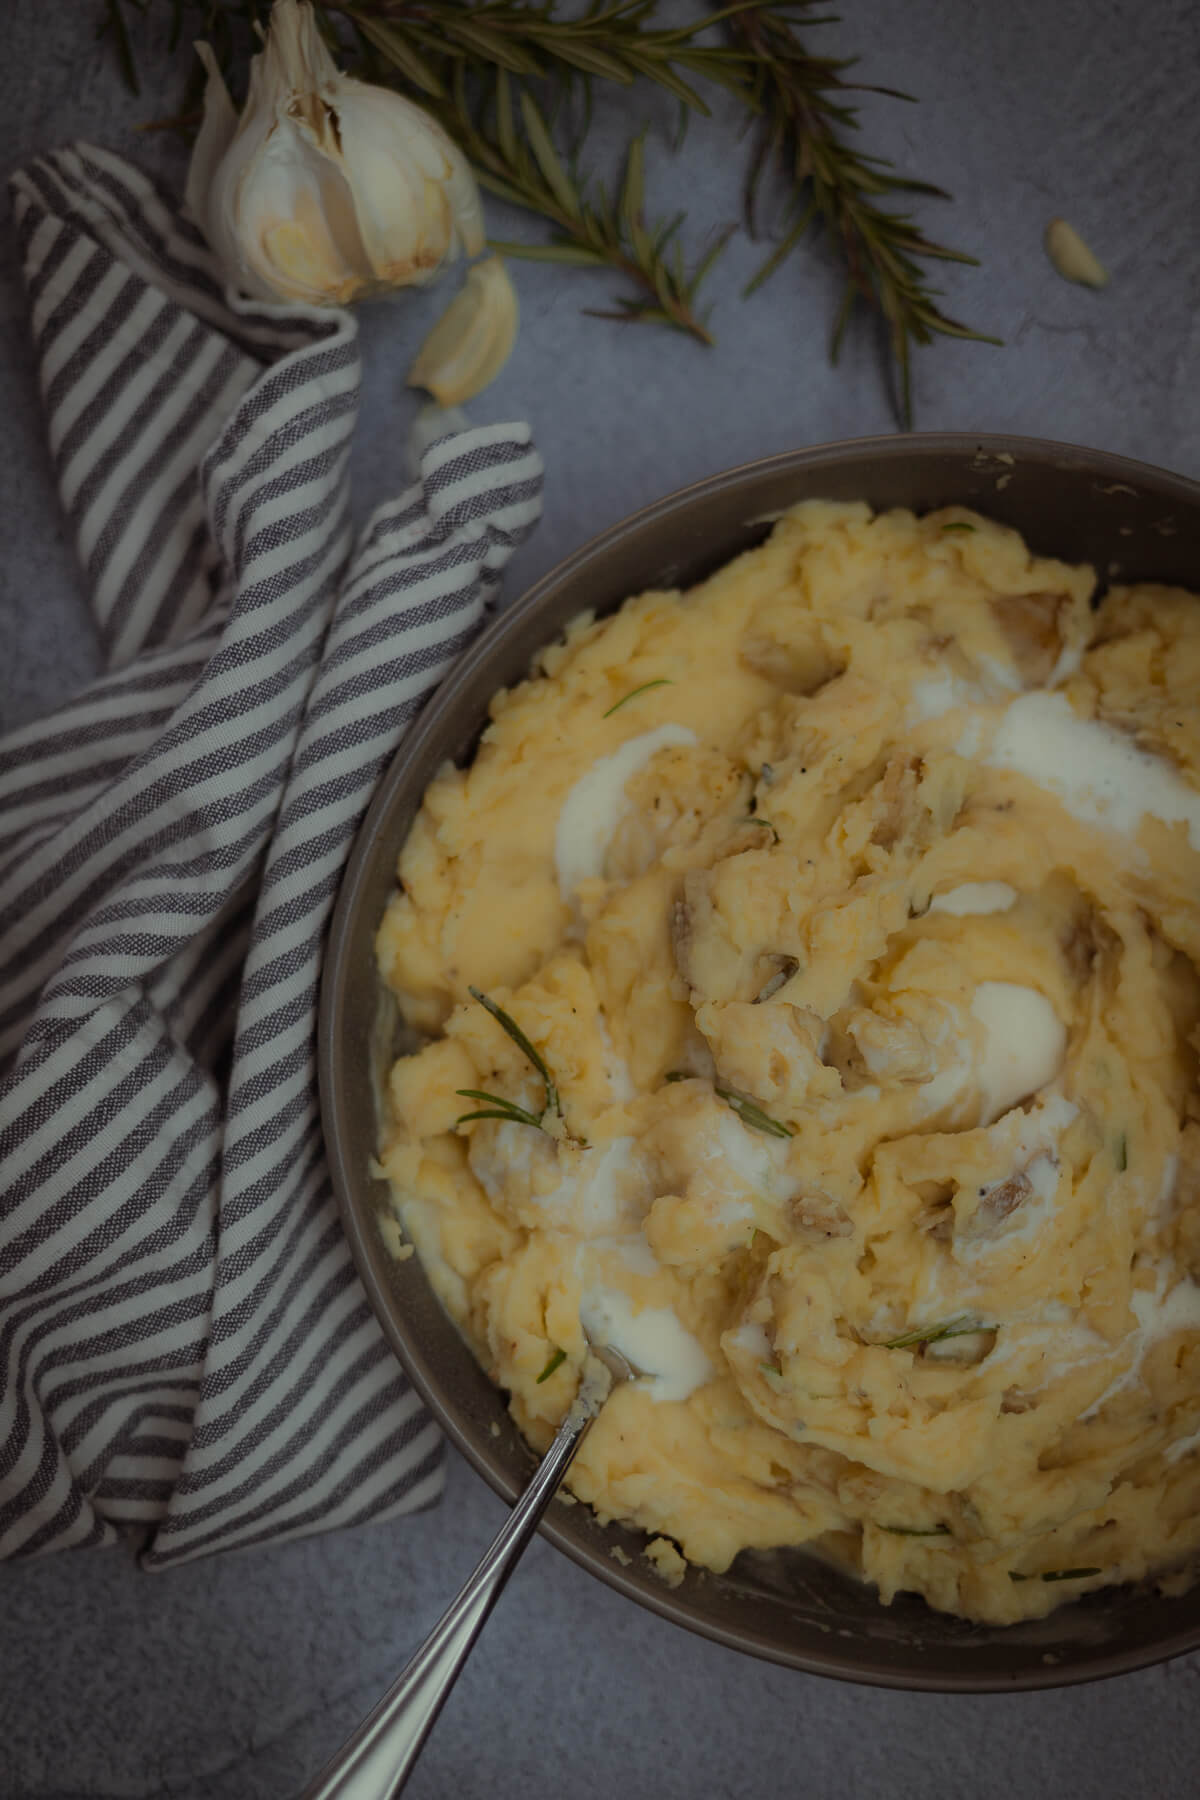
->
xmin=300 ymin=1395 xmax=599 ymax=1800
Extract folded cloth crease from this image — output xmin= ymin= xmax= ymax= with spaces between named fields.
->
xmin=0 ymin=143 xmax=543 ymax=1564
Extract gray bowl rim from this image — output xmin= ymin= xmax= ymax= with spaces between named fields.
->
xmin=320 ymin=429 xmax=1200 ymax=1692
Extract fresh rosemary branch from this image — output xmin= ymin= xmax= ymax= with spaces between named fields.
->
xmin=100 ymin=0 xmax=751 ymax=120
xmin=345 ymin=0 xmax=755 ymax=113
xmin=727 ymin=2 xmax=999 ymax=424
xmin=427 ymin=68 xmax=730 ymax=344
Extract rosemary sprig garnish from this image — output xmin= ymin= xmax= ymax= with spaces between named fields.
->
xmin=883 ymin=1315 xmax=994 ymax=1350
xmin=439 ymin=70 xmax=729 ymax=344
xmin=469 ymin=984 xmax=559 ymax=1113
xmin=742 ymin=816 xmax=780 ymax=842
xmin=714 ymin=1083 xmax=794 ymax=1139
xmin=940 ymin=521 xmax=977 ymax=534
xmin=537 ymin=1345 xmax=568 ymax=1382
xmin=604 ymin=678 xmax=674 ymax=717
xmin=726 ymin=3 xmax=999 ymax=424
xmin=880 ymin=1523 xmax=951 ymax=1537
xmin=455 ymin=984 xmax=567 ymax=1132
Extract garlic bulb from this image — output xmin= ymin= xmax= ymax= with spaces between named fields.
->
xmin=408 ymin=256 xmax=519 ymax=405
xmin=187 ymin=0 xmax=485 ymax=307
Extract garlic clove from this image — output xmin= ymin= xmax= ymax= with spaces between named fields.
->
xmin=1044 ymin=217 xmax=1108 ymax=289
xmin=185 ymin=43 xmax=238 ymax=232
xmin=444 ymin=152 xmax=487 ymax=261
xmin=423 ymin=131 xmax=486 ymax=260
xmin=407 ymin=256 xmax=519 ymax=406
xmin=334 ymin=85 xmax=485 ymax=284
xmin=236 ymin=126 xmax=374 ymax=305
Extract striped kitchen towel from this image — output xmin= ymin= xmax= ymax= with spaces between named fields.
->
xmin=0 ymin=143 xmax=542 ymax=1564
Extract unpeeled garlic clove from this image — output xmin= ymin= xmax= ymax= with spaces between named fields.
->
xmin=407 ymin=256 xmax=519 ymax=405
xmin=335 ymin=84 xmax=485 ymax=279
xmin=1044 ymin=217 xmax=1109 ymax=289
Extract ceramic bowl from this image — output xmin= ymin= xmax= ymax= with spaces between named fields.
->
xmin=320 ymin=434 xmax=1200 ymax=1690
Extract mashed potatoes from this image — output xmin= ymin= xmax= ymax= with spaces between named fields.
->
xmin=375 ymin=500 xmax=1200 ymax=1625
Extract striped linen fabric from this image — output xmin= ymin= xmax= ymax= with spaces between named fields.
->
xmin=0 ymin=144 xmax=543 ymax=1564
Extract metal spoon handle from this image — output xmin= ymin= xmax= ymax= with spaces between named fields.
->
xmin=301 ymin=1386 xmax=603 ymax=1800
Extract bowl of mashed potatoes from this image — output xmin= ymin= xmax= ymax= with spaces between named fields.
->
xmin=320 ymin=434 xmax=1200 ymax=1688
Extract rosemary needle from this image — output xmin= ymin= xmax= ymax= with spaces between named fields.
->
xmin=883 ymin=1316 xmax=995 ymax=1350
xmin=604 ymin=678 xmax=674 ymax=717
xmin=454 ymin=1089 xmax=545 ymax=1129
xmin=714 ymin=1083 xmax=794 ymax=1139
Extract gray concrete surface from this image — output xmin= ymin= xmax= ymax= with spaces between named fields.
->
xmin=2 ymin=1 xmax=1199 ymax=1796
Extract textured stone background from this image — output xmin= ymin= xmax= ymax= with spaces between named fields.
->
xmin=2 ymin=2 xmax=1200 ymax=1796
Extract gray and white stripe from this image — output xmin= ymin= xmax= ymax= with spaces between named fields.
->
xmin=0 ymin=143 xmax=542 ymax=1563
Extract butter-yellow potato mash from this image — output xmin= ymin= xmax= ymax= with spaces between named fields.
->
xmin=375 ymin=500 xmax=1200 ymax=1625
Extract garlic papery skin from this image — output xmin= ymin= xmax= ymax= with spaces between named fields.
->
xmin=188 ymin=0 xmax=485 ymax=307
xmin=408 ymin=256 xmax=520 ymax=405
